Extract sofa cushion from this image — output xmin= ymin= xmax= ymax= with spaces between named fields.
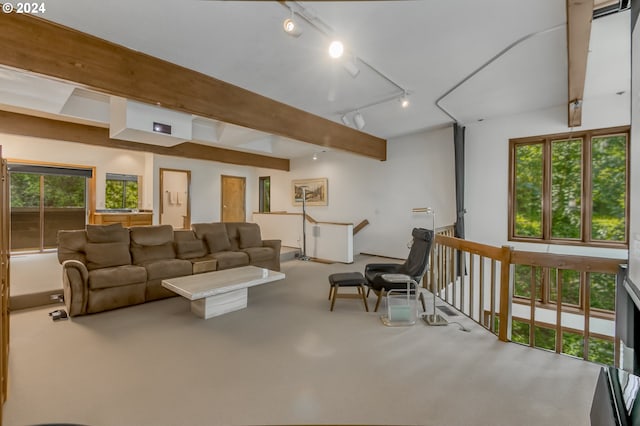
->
xmin=86 ymin=223 xmax=129 ymax=243
xmin=238 ymin=224 xmax=262 ymax=249
xmin=85 ymin=242 xmax=132 ymax=271
xmin=57 ymin=230 xmax=87 ymax=264
xmin=204 ymin=229 xmax=231 ymax=253
xmin=131 ymin=243 xmax=176 ymax=265
xmin=210 ymin=251 xmax=249 ymax=270
xmin=242 ymin=246 xmax=275 ymax=263
xmin=142 ymin=259 xmax=192 ymax=281
xmin=175 ymin=239 xmax=207 ymax=259
xmin=88 ymin=265 xmax=147 ymax=290
xmin=130 ymin=225 xmax=173 ymax=246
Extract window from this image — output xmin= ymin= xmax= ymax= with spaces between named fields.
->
xmin=509 ymin=126 xmax=629 ymax=246
xmin=105 ymin=173 xmax=139 ymax=210
xmin=9 ymin=163 xmax=91 ymax=251
xmin=259 ymin=176 xmax=270 ymax=213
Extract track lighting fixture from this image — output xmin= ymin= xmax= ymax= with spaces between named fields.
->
xmin=328 ymin=40 xmax=344 ymax=59
xmin=341 ymin=114 xmax=351 ymax=126
xmin=353 ymin=112 xmax=365 ymax=130
xmin=343 ymin=57 xmax=360 ymax=78
xmin=312 ymin=153 xmax=318 ymax=161
xmin=400 ymin=92 xmax=410 ymax=108
xmin=283 ymin=10 xmax=302 ymax=37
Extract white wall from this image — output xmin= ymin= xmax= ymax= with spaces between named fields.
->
xmin=0 ymin=134 xmax=259 ymax=225
xmin=152 ymin=154 xmax=257 ymax=224
xmin=464 ymin=94 xmax=630 ymax=259
xmin=0 ymin=134 xmax=148 ymax=209
xmin=257 ymin=126 xmax=457 ymax=259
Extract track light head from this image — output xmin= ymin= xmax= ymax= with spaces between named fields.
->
xmin=343 ymin=58 xmax=360 ymax=78
xmin=341 ymin=114 xmax=351 ymax=126
xmin=329 ymin=40 xmax=344 ymax=59
xmin=353 ymin=112 xmax=365 ymax=130
xmin=283 ymin=18 xmax=302 ymax=37
xmin=400 ymin=93 xmax=410 ymax=108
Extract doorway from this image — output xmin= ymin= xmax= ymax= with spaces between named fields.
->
xmin=221 ymin=175 xmax=246 ymax=222
xmin=160 ymin=168 xmax=191 ymax=229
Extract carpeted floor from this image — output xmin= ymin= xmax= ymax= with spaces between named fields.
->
xmin=3 ymin=255 xmax=600 ymax=426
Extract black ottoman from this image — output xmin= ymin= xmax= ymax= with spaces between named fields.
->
xmin=328 ymin=272 xmax=369 ymax=312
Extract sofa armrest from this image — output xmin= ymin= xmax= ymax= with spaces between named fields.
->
xmin=61 ymin=260 xmax=89 ymax=317
xmin=262 ymin=239 xmax=281 ymax=252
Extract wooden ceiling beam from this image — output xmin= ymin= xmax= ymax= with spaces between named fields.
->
xmin=566 ymin=0 xmax=594 ymax=127
xmin=0 ymin=111 xmax=290 ymax=171
xmin=0 ymin=13 xmax=386 ymax=161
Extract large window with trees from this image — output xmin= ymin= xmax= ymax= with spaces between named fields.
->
xmin=509 ymin=126 xmax=629 ymax=247
xmin=9 ymin=163 xmax=92 ymax=251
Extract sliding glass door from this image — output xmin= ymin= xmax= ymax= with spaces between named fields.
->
xmin=9 ymin=165 xmax=91 ymax=251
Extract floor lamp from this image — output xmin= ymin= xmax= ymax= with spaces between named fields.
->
xmin=413 ymin=207 xmax=448 ymax=326
xmin=299 ymin=186 xmax=310 ymax=261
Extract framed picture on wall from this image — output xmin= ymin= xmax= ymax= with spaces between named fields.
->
xmin=292 ymin=178 xmax=328 ymax=206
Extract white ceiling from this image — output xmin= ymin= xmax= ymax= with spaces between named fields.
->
xmin=0 ymin=1 xmax=630 ymax=159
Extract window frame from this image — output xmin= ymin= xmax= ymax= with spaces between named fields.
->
xmin=508 ymin=125 xmax=629 ymax=248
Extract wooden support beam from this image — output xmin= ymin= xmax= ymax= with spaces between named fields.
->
xmin=0 ymin=111 xmax=290 ymax=171
xmin=566 ymin=0 xmax=594 ymax=127
xmin=0 ymin=13 xmax=386 ymax=161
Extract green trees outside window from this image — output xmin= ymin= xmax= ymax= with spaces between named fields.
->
xmin=105 ymin=174 xmax=138 ymax=210
xmin=10 ymin=169 xmax=87 ymax=250
xmin=514 ymin=144 xmax=543 ymax=237
xmin=510 ymin=127 xmax=628 ymax=246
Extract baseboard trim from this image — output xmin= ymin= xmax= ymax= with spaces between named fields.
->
xmin=10 ymin=289 xmax=64 ymax=311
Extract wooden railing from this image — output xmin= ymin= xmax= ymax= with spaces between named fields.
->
xmin=426 ymin=231 xmax=625 ymax=363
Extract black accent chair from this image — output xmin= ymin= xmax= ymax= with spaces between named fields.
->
xmin=365 ymin=228 xmax=434 ymax=312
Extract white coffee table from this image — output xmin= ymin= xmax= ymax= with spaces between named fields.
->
xmin=161 ymin=265 xmax=285 ymax=319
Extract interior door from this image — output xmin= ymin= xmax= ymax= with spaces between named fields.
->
xmin=221 ymin=175 xmax=246 ymax=222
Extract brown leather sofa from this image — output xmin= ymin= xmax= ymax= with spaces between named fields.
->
xmin=57 ymin=222 xmax=281 ymax=317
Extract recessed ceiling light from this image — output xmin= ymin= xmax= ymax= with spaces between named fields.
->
xmin=329 ymin=41 xmax=344 ymax=59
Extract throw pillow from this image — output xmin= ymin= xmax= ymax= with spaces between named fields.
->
xmin=204 ymin=230 xmax=231 ymax=253
xmin=238 ymin=225 xmax=262 ymax=249
xmin=85 ymin=242 xmax=131 ymax=270
xmin=175 ymin=240 xmax=207 ymax=260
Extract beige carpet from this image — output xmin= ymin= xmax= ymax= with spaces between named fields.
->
xmin=3 ymin=255 xmax=600 ymax=426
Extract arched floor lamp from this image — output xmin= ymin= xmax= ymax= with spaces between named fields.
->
xmin=413 ymin=207 xmax=448 ymax=326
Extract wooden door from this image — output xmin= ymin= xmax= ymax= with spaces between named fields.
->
xmin=221 ymin=175 xmax=246 ymax=222
xmin=0 ymin=147 xmax=9 ymax=417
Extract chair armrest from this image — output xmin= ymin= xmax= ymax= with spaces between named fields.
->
xmin=364 ymin=263 xmax=403 ymax=274
xmin=61 ymin=260 xmax=89 ymax=317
